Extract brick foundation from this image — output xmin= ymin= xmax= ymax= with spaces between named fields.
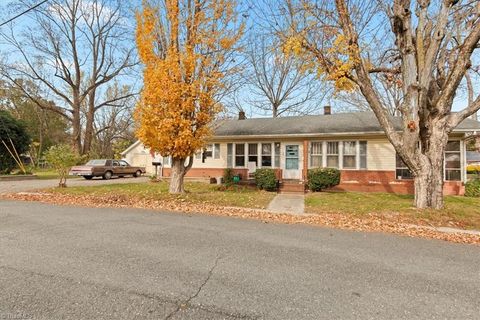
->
xmin=330 ymin=170 xmax=464 ymax=196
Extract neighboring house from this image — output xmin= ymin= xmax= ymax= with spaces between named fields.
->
xmin=122 ymin=110 xmax=480 ymax=195
xmin=466 ymin=151 xmax=480 ymax=164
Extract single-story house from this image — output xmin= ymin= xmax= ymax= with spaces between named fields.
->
xmin=122 ymin=110 xmax=480 ymax=195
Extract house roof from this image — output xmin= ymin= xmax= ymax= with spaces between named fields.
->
xmin=213 ymin=112 xmax=480 ymax=137
xmin=467 ymin=151 xmax=480 ymax=162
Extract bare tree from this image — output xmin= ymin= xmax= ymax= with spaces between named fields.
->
xmin=0 ymin=0 xmax=137 ymax=155
xmin=279 ymin=0 xmax=480 ymax=209
xmin=245 ymin=36 xmax=328 ymax=117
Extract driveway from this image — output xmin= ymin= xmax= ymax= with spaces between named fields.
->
xmin=0 ymin=176 xmax=149 ymax=194
xmin=0 ymin=201 xmax=479 ymax=319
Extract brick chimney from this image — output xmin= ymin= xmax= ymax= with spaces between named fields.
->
xmin=238 ymin=111 xmax=246 ymax=120
xmin=324 ymin=106 xmax=332 ymax=115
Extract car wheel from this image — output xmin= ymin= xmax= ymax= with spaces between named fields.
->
xmin=83 ymin=176 xmax=93 ymax=180
xmin=103 ymin=171 xmax=112 ymax=180
xmin=134 ymin=170 xmax=142 ymax=178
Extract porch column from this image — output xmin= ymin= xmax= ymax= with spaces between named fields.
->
xmin=303 ymin=140 xmax=308 ymax=181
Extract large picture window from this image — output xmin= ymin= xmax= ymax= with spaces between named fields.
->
xmin=235 ymin=143 xmax=245 ymax=167
xmin=445 ymin=141 xmax=461 ymax=181
xmin=343 ymin=141 xmax=356 ymax=169
xmin=326 ymin=142 xmax=339 ymax=168
xmin=310 ymin=142 xmax=323 ymax=168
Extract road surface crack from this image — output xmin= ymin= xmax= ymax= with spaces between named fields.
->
xmin=164 ymin=255 xmax=221 ymax=320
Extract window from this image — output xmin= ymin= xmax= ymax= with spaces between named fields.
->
xmin=112 ymin=160 xmax=120 ymax=166
xmin=214 ymin=143 xmax=220 ymax=159
xmin=119 ymin=160 xmax=129 ymax=167
xmin=227 ymin=144 xmax=233 ymax=168
xmin=235 ymin=143 xmax=245 ymax=167
xmin=204 ymin=144 xmax=213 ymax=159
xmin=261 ymin=143 xmax=272 ymax=167
xmin=285 ymin=145 xmax=299 ymax=169
xmin=162 ymin=156 xmax=171 ymax=166
xmin=274 ymin=142 xmax=281 ymax=168
xmin=359 ymin=141 xmax=367 ymax=169
xmin=326 ymin=142 xmax=339 ymax=168
xmin=396 ymin=153 xmax=413 ymax=179
xmin=445 ymin=141 xmax=461 ymax=181
xmin=310 ymin=142 xmax=323 ymax=168
xmin=248 ymin=143 xmax=258 ymax=165
xmin=195 ymin=152 xmax=202 ymax=160
xmin=343 ymin=141 xmax=356 ymax=169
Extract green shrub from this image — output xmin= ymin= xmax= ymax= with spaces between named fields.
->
xmin=223 ymin=168 xmax=234 ymax=186
xmin=45 ymin=144 xmax=81 ymax=188
xmin=465 ymin=179 xmax=480 ymax=197
xmin=254 ymin=168 xmax=277 ymax=191
xmin=307 ymin=168 xmax=341 ymax=192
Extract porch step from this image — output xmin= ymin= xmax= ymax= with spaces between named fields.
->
xmin=279 ymin=180 xmax=306 ymax=194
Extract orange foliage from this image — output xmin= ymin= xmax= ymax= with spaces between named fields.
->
xmin=135 ymin=0 xmax=243 ymax=159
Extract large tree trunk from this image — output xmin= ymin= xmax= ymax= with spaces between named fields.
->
xmin=169 ymin=157 xmax=194 ymax=194
xmin=413 ymin=128 xmax=447 ymax=209
xmin=414 ymin=161 xmax=444 ymax=209
xmin=82 ymin=93 xmax=96 ymax=155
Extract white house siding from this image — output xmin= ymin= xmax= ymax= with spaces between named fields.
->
xmin=366 ymin=139 xmax=396 ymax=171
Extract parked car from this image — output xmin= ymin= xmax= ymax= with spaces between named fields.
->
xmin=70 ymin=159 xmax=146 ymax=180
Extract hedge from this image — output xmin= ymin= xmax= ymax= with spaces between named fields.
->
xmin=254 ymin=168 xmax=277 ymax=191
xmin=465 ymin=179 xmax=480 ymax=197
xmin=307 ymin=168 xmax=341 ymax=192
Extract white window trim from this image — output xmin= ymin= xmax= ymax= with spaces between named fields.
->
xmin=309 ymin=140 xmax=367 ymax=170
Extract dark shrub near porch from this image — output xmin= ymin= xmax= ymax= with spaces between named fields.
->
xmin=254 ymin=169 xmax=277 ymax=191
xmin=307 ymin=168 xmax=341 ymax=192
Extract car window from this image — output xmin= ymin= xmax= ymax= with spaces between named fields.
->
xmin=86 ymin=159 xmax=107 ymax=166
xmin=119 ymin=160 xmax=129 ymax=167
xmin=112 ymin=160 xmax=120 ymax=166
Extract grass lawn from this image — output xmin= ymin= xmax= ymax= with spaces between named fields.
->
xmin=48 ymin=181 xmax=276 ymax=209
xmin=34 ymin=169 xmax=79 ymax=180
xmin=306 ymin=192 xmax=480 ymax=230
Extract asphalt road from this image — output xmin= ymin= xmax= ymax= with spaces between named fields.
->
xmin=0 ymin=201 xmax=479 ymax=320
xmin=0 ymin=176 xmax=149 ymax=194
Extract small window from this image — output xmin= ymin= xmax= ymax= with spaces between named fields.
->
xmin=248 ymin=143 xmax=258 ymax=165
xmin=119 ymin=160 xmax=129 ymax=167
xmin=274 ymin=142 xmax=281 ymax=168
xmin=359 ymin=141 xmax=367 ymax=169
xmin=162 ymin=156 xmax=171 ymax=166
xmin=214 ymin=143 xmax=220 ymax=159
xmin=195 ymin=152 xmax=202 ymax=160
xmin=235 ymin=143 xmax=245 ymax=167
xmin=112 ymin=160 xmax=120 ymax=166
xmin=326 ymin=142 xmax=339 ymax=168
xmin=227 ymin=143 xmax=233 ymax=168
xmin=310 ymin=142 xmax=323 ymax=168
xmin=396 ymin=153 xmax=413 ymax=179
xmin=343 ymin=141 xmax=356 ymax=169
xmin=261 ymin=143 xmax=272 ymax=167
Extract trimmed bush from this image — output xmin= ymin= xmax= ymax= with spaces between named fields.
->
xmin=307 ymin=168 xmax=340 ymax=192
xmin=465 ymin=179 xmax=480 ymax=197
xmin=223 ymin=168 xmax=234 ymax=186
xmin=254 ymin=168 xmax=277 ymax=191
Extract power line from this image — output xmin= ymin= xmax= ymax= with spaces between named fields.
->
xmin=0 ymin=0 xmax=49 ymax=27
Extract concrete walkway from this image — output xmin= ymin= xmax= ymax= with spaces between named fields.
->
xmin=267 ymin=193 xmax=305 ymax=215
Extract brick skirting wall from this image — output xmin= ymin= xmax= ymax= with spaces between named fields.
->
xmin=162 ymin=168 xmax=464 ymax=196
xmin=330 ymin=170 xmax=464 ymax=196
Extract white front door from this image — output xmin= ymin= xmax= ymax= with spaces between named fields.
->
xmin=283 ymin=144 xmax=301 ymax=179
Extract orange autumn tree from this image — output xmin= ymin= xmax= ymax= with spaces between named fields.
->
xmin=135 ymin=0 xmax=243 ymax=193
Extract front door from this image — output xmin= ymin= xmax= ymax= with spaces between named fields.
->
xmin=283 ymin=144 xmax=301 ymax=179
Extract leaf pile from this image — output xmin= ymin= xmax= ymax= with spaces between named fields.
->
xmin=3 ymin=192 xmax=479 ymax=245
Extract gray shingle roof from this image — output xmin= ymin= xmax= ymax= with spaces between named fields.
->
xmin=213 ymin=112 xmax=480 ymax=137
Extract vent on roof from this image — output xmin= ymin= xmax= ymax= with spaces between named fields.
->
xmin=324 ymin=106 xmax=331 ymax=115
xmin=238 ymin=111 xmax=246 ymax=120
